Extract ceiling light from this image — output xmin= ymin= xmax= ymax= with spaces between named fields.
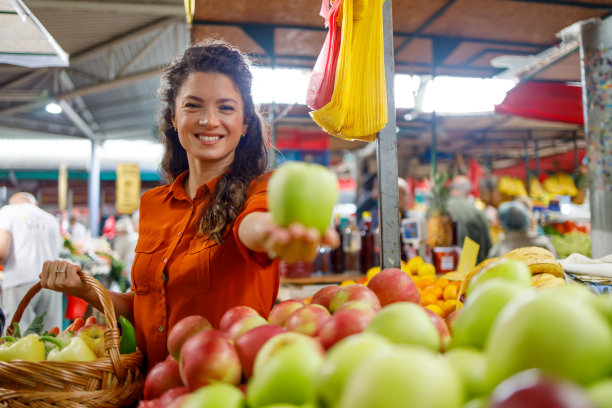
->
xmin=45 ymin=102 xmax=62 ymax=114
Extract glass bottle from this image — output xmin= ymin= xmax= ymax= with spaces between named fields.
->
xmin=360 ymin=211 xmax=376 ymax=274
xmin=343 ymin=214 xmax=361 ymax=274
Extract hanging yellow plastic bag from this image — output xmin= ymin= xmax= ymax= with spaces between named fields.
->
xmin=310 ymin=0 xmax=387 ymax=142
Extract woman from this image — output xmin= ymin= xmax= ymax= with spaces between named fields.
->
xmin=488 ymin=200 xmax=557 ymax=258
xmin=39 ymin=39 xmax=339 ymax=368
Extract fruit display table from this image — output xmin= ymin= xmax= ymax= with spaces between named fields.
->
xmin=278 ymin=273 xmax=363 ymax=301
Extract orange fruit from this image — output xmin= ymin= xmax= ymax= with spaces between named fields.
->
xmin=340 ymin=279 xmax=357 ymax=287
xmin=435 ymin=278 xmax=450 ymax=289
xmin=442 ymin=299 xmax=458 ymax=315
xmin=425 ymin=304 xmax=445 ymax=317
xmin=417 ymin=277 xmax=436 ymax=289
xmin=421 ymin=292 xmax=438 ymax=306
xmin=443 ymin=284 xmax=459 ymax=300
xmin=417 ymin=263 xmax=436 ymax=277
xmin=407 ymin=256 xmax=424 ymax=274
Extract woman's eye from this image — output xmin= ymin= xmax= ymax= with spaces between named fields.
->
xmin=185 ymin=103 xmax=200 ymax=108
xmin=219 ymin=105 xmax=235 ymax=112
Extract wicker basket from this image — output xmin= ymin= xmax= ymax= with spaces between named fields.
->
xmin=0 ymin=271 xmax=144 ymax=407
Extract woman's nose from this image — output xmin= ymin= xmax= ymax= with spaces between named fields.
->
xmin=199 ymin=110 xmax=219 ymax=127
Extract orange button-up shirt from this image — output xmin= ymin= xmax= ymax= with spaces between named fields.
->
xmin=131 ymin=171 xmax=279 ymax=369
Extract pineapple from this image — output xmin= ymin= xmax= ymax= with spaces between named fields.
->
xmin=426 ymin=172 xmax=453 ymax=248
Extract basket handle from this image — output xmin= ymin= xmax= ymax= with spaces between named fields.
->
xmin=5 ymin=270 xmax=127 ymax=380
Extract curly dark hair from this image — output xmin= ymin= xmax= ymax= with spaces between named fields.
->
xmin=157 ymin=39 xmax=270 ymax=244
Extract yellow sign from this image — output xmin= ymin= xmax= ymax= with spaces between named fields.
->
xmin=58 ymin=162 xmax=68 ymax=212
xmin=456 ymin=236 xmax=480 ymax=277
xmin=184 ymin=0 xmax=195 ymax=24
xmin=116 ymin=163 xmax=141 ymax=215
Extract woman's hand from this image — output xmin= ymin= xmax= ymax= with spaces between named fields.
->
xmin=239 ymin=212 xmax=340 ymax=263
xmin=39 ymin=259 xmax=93 ymax=301
xmin=265 ymin=222 xmax=340 ymax=263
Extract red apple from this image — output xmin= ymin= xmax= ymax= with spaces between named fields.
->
xmin=226 ymin=314 xmax=268 ymax=342
xmin=166 ymin=394 xmax=190 ymax=408
xmin=490 ymin=369 xmax=593 ymax=408
xmin=235 ymin=324 xmax=286 ymax=378
xmin=179 ymin=329 xmax=242 ymax=391
xmin=76 ymin=323 xmax=106 ymax=358
xmin=335 ymin=299 xmax=379 ymax=314
xmin=167 ymin=315 xmax=212 ymax=360
xmin=219 ymin=306 xmax=260 ymax=333
xmin=311 ymin=285 xmax=341 ymax=310
xmin=143 ymin=359 xmax=183 ymax=400
xmin=318 ymin=308 xmax=376 ymax=350
xmin=446 ymin=309 xmax=462 ymax=331
xmin=367 ymin=268 xmax=420 ymax=306
xmin=268 ymin=299 xmax=304 ymax=326
xmin=158 ymin=387 xmax=189 ymax=406
xmin=285 ymin=304 xmax=331 ymax=336
xmin=328 ymin=284 xmax=381 ymax=313
xmin=423 ymin=307 xmax=451 ymax=351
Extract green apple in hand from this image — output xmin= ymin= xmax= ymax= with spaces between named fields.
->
xmin=268 ymin=161 xmax=339 ymax=235
xmin=467 ymin=258 xmax=531 ymax=296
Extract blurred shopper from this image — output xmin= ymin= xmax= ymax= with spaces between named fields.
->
xmin=447 ymin=175 xmax=492 ymax=263
xmin=39 ymin=39 xmax=339 ymax=370
xmin=0 ymin=192 xmax=63 ymax=331
xmin=68 ymin=216 xmax=88 ymax=243
xmin=489 ymin=200 xmax=558 ymax=258
xmin=113 ymin=215 xmax=138 ymax=286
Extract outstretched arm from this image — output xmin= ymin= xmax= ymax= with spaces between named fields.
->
xmin=238 ymin=211 xmax=340 ymax=263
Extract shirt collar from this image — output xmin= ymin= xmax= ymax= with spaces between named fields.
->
xmin=164 ymin=170 xmax=225 ymax=203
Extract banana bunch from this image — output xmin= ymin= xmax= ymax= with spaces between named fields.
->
xmin=543 ymin=173 xmax=578 ymax=197
xmin=498 ymin=176 xmax=528 ymax=197
xmin=503 ymin=246 xmax=564 ymax=278
xmin=531 ymin=273 xmax=566 ymax=289
xmin=460 ymin=247 xmax=565 ymax=298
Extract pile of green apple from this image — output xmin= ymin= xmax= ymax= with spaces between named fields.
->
xmin=139 ymin=259 xmax=612 ymax=408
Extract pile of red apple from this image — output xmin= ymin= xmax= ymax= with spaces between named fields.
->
xmin=139 ymin=264 xmax=612 ymax=408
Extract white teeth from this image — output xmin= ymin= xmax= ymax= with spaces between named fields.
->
xmin=197 ymin=135 xmax=220 ymax=141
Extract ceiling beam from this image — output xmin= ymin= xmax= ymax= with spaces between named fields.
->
xmin=118 ymin=23 xmax=174 ymax=76
xmin=24 ymin=0 xmax=185 ymax=16
xmin=58 ymin=100 xmax=98 ymax=140
xmin=71 ymin=17 xmax=181 ymax=65
xmin=0 ymin=67 xmax=162 ymax=116
xmin=0 ymin=69 xmax=48 ymax=90
xmin=58 ymin=70 xmax=103 ymax=137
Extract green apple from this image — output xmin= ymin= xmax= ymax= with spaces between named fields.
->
xmin=181 ymin=383 xmax=246 ymax=408
xmin=317 ymin=332 xmax=392 ymax=408
xmin=365 ymin=302 xmax=440 ymax=351
xmin=486 ymin=293 xmax=612 ymax=389
xmin=268 ymin=161 xmax=339 ymax=235
xmin=337 ymin=344 xmax=464 ymax=408
xmin=444 ymin=347 xmax=488 ymax=399
xmin=586 ymin=377 xmax=612 ymax=408
xmin=450 ymin=279 xmax=533 ymax=350
xmin=247 ymin=332 xmax=325 ymax=407
xmin=462 ymin=397 xmax=489 ymax=408
xmin=467 ymin=258 xmax=531 ymax=296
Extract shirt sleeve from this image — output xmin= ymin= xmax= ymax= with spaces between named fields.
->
xmin=232 ymin=175 xmax=274 ymax=267
xmin=0 ymin=207 xmax=12 ymax=232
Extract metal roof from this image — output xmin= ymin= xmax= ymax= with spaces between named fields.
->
xmin=0 ymin=0 xmax=609 ymax=174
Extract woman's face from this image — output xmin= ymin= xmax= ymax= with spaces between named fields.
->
xmin=172 ymin=71 xmax=247 ymax=171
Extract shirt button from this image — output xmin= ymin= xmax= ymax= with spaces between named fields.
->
xmin=157 ymin=326 xmax=164 ymax=332
xmin=178 ymin=232 xmax=182 ymax=236
xmin=160 ymin=290 xmax=164 ymax=297
xmin=163 ymin=258 xmax=167 ymax=263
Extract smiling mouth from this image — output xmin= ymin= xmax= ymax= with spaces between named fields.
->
xmin=197 ymin=134 xmax=223 ymax=142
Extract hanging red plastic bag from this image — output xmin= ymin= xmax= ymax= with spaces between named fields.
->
xmin=306 ymin=0 xmax=343 ymax=110
xmin=65 ymin=294 xmax=88 ymax=320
